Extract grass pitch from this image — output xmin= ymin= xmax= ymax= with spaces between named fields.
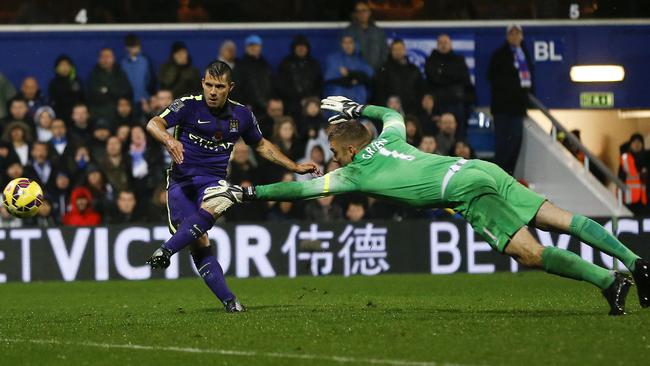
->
xmin=1 ymin=273 xmax=649 ymax=366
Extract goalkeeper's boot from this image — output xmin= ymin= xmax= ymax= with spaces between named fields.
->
xmin=631 ymin=258 xmax=650 ymax=307
xmin=224 ymin=297 xmax=246 ymax=313
xmin=146 ymin=247 xmax=172 ymax=269
xmin=602 ymin=271 xmax=633 ymax=316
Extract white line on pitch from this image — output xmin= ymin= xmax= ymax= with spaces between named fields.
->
xmin=0 ymin=338 xmax=477 ymax=366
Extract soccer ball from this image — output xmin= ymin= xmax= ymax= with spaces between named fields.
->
xmin=2 ymin=178 xmax=44 ymax=218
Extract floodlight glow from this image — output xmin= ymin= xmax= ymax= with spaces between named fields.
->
xmin=570 ymin=65 xmax=625 ymax=82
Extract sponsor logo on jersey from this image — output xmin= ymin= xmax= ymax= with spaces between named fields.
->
xmin=188 ymin=132 xmax=234 ymax=151
xmin=229 ymin=119 xmax=239 ymax=132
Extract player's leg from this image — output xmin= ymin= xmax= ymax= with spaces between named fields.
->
xmin=190 ymin=234 xmax=245 ymax=312
xmin=533 ymin=201 xmax=649 ymax=307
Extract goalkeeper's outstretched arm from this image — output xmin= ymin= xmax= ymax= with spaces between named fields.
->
xmin=361 ymin=105 xmax=406 ymax=140
xmin=253 ymin=168 xmax=358 ymax=201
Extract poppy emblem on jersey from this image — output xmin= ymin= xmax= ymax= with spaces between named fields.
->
xmin=214 ymin=131 xmax=223 ymax=141
xmin=229 ymin=119 xmax=239 ymax=133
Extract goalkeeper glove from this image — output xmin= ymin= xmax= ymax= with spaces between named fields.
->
xmin=321 ymin=96 xmax=366 ymax=124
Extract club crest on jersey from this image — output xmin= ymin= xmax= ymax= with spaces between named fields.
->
xmin=229 ymin=119 xmax=239 ymax=133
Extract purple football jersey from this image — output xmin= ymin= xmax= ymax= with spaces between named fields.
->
xmin=159 ymin=95 xmax=262 ymax=180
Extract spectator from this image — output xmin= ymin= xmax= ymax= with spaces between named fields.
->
xmin=155 ymin=89 xmax=174 ymax=113
xmin=418 ymin=135 xmax=437 ymax=154
xmin=258 ymin=98 xmax=284 ymax=137
xmin=0 ymin=140 xmax=20 ymax=178
xmin=277 ymin=35 xmax=323 ymax=118
xmin=16 ymin=76 xmax=46 ymax=119
xmin=120 ymin=33 xmax=155 ymax=116
xmin=69 ymin=103 xmax=93 ymax=147
xmin=146 ymin=186 xmax=168 ymax=223
xmin=1 ymin=97 xmax=33 ymax=136
xmin=231 ymin=34 xmax=274 ymax=115
xmin=23 ymin=142 xmax=57 ymax=193
xmin=34 ymin=106 xmax=55 ymax=142
xmin=229 ymin=141 xmax=258 ymax=185
xmin=218 ymin=40 xmax=237 ymax=69
xmin=405 ymin=115 xmax=422 ymax=147
xmin=159 ymin=41 xmax=202 ymax=98
xmin=304 ymin=195 xmax=344 ymax=222
xmin=425 ymin=34 xmax=474 ymax=138
xmin=488 ymin=24 xmax=534 ymax=175
xmin=296 ymin=144 xmax=326 ymax=182
xmin=267 ymin=172 xmax=302 ymax=221
xmin=298 ymin=96 xmax=327 ymax=141
xmin=62 ymin=186 xmax=101 ymax=226
xmin=418 ymin=93 xmax=441 ymax=136
xmin=435 ymin=113 xmax=457 ymax=155
xmin=324 ymin=35 xmax=374 ymax=104
xmin=89 ymin=118 xmax=112 ymax=164
xmin=345 ymin=198 xmax=368 ymax=222
xmin=342 ymin=0 xmax=388 ymax=71
xmin=116 ymin=97 xmax=134 ymax=126
xmin=271 ymin=116 xmax=304 ymax=162
xmin=87 ymin=48 xmax=133 ymax=123
xmin=100 ymin=136 xmax=131 ymax=193
xmin=4 ymin=161 xmax=25 ymax=183
xmin=453 ymin=140 xmax=476 ymax=159
xmin=0 ymin=72 xmax=17 ymax=120
xmin=115 ymin=124 xmax=131 ymax=145
xmin=50 ymin=172 xmax=71 ymax=224
xmin=48 ymin=119 xmax=75 ymax=169
xmin=48 ymin=55 xmax=84 ymax=122
xmin=375 ymin=39 xmax=424 ymax=114
xmin=109 ymin=190 xmax=138 ymax=224
xmin=2 ymin=121 xmax=32 ymax=166
xmin=386 ymin=95 xmax=404 ymax=116
xmin=619 ymin=133 xmax=648 ymax=215
xmin=129 ymin=125 xmax=163 ymax=198
xmin=85 ymin=166 xmax=113 ymax=215
xmin=70 ymin=145 xmax=92 ymax=185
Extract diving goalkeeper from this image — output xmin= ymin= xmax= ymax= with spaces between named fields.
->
xmin=217 ymin=96 xmax=649 ymax=315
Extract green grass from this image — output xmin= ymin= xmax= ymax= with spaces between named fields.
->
xmin=0 ymin=273 xmax=649 ymax=366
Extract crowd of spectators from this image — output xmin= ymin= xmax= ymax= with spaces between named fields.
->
xmin=0 ymin=1 xmax=506 ymax=227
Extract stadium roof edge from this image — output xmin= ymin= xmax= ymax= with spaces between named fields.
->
xmin=0 ymin=19 xmax=649 ymax=32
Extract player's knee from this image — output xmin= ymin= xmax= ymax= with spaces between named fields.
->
xmin=191 ymin=234 xmax=210 ymax=250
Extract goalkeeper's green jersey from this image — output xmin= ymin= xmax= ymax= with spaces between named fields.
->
xmin=256 ymin=106 xmax=461 ymax=208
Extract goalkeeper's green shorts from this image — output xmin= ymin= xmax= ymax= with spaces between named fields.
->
xmin=444 ymin=160 xmax=546 ymax=252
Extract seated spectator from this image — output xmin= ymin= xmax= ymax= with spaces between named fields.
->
xmin=258 ymin=98 xmax=284 ymax=137
xmin=2 ymin=121 xmax=32 ymax=166
xmin=23 ymin=141 xmax=57 ymax=193
xmin=116 ymin=97 xmax=135 ymax=126
xmin=70 ymin=145 xmax=92 ymax=184
xmin=48 ymin=118 xmax=75 ymax=168
xmin=4 ymin=161 xmax=25 ymax=183
xmin=418 ymin=135 xmax=437 ymax=154
xmin=108 ymin=190 xmax=138 ymax=224
xmin=115 ymin=124 xmax=131 ymax=145
xmin=296 ymin=144 xmax=325 ymax=182
xmin=129 ymin=125 xmax=163 ymax=197
xmin=619 ymin=133 xmax=648 ymax=215
xmin=0 ymin=140 xmax=19 ymax=180
xmin=387 ymin=95 xmax=405 ymax=116
xmin=229 ymin=141 xmax=258 ymax=185
xmin=34 ymin=106 xmax=55 ymax=142
xmin=267 ymin=172 xmax=303 ymax=221
xmin=17 ymin=76 xmax=46 ymax=119
xmin=155 ymin=89 xmax=173 ymax=113
xmin=418 ymin=93 xmax=440 ymax=136
xmin=435 ymin=113 xmax=457 ymax=155
xmin=62 ymin=186 xmax=101 ymax=226
xmin=345 ymin=197 xmax=368 ymax=222
xmin=453 ymin=140 xmax=476 ymax=159
xmin=405 ymin=115 xmax=422 ymax=147
xmin=271 ymin=116 xmax=304 ymax=163
xmin=50 ymin=172 xmax=70 ymax=224
xmin=121 ymin=33 xmax=155 ymax=117
xmin=0 ymin=72 xmax=17 ymax=121
xmin=231 ymin=34 xmax=274 ymax=115
xmin=217 ymin=40 xmax=237 ymax=69
xmin=89 ymin=118 xmax=112 ymax=163
xmin=48 ymin=55 xmax=84 ymax=123
xmin=87 ymin=48 xmax=133 ymax=122
xmin=304 ymin=195 xmax=344 ymax=222
xmin=375 ymin=39 xmax=424 ymax=114
xmin=324 ymin=35 xmax=374 ymax=104
xmin=100 ymin=136 xmax=132 ymax=193
xmin=298 ymin=96 xmax=327 ymax=141
xmin=85 ymin=165 xmax=113 ymax=215
xmin=146 ymin=186 xmax=168 ymax=223
xmin=1 ymin=97 xmax=33 ymax=136
xmin=159 ymin=41 xmax=202 ymax=98
xmin=277 ymin=35 xmax=323 ymax=118
xmin=69 ymin=103 xmax=93 ymax=147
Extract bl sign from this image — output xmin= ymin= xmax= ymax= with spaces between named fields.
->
xmin=534 ymin=40 xmax=563 ymax=62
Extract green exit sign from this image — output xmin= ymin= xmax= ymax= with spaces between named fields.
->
xmin=580 ymin=92 xmax=614 ymax=108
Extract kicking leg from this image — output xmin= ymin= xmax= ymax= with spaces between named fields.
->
xmin=191 ymin=235 xmax=245 ymax=312
xmin=505 ymin=226 xmax=631 ymax=315
xmin=534 ymin=201 xmax=649 ymax=307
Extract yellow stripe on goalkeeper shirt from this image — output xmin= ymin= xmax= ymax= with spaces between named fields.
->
xmin=323 ymin=174 xmax=331 ymax=194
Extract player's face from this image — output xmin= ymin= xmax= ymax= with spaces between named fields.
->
xmin=330 ymin=139 xmax=355 ymax=167
xmin=202 ymin=72 xmax=233 ymax=109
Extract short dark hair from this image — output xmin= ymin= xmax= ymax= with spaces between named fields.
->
xmin=327 ymin=121 xmax=371 ymax=148
xmin=391 ymin=38 xmax=405 ymax=47
xmin=205 ymin=60 xmax=232 ymax=82
xmin=124 ymin=33 xmax=140 ymax=47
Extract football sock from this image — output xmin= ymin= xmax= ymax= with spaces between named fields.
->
xmin=541 ymin=246 xmax=615 ymax=290
xmin=569 ymin=215 xmax=639 ymax=271
xmin=192 ymin=246 xmax=234 ymax=304
xmin=163 ymin=209 xmax=215 ymax=254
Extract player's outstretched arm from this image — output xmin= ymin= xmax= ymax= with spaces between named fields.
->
xmin=254 ymin=137 xmax=322 ymax=175
xmin=321 ymin=96 xmax=406 ymax=139
xmin=241 ymin=168 xmax=357 ymax=201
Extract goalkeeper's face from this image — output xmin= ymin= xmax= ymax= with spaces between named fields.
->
xmin=202 ymin=72 xmax=234 ymax=109
xmin=329 ymin=139 xmax=357 ymax=167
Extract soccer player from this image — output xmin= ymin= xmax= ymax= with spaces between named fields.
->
xmin=216 ymin=96 xmax=649 ymax=315
xmin=145 ymin=61 xmax=319 ymax=312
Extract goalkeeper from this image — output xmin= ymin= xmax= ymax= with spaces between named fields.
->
xmin=218 ymin=96 xmax=649 ymax=316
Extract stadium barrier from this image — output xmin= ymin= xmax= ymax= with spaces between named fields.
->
xmin=0 ymin=218 xmax=648 ymax=283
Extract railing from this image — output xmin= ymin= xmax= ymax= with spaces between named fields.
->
xmin=528 ymin=94 xmax=627 ymax=209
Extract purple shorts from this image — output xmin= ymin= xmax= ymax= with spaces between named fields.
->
xmin=165 ymin=172 xmax=225 ymax=233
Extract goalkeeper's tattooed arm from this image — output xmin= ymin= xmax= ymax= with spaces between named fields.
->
xmin=254 ymin=168 xmax=358 ymax=201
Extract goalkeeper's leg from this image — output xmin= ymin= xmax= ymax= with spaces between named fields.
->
xmin=505 ymin=226 xmax=632 ymax=315
xmin=533 ymin=201 xmax=648 ymax=307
